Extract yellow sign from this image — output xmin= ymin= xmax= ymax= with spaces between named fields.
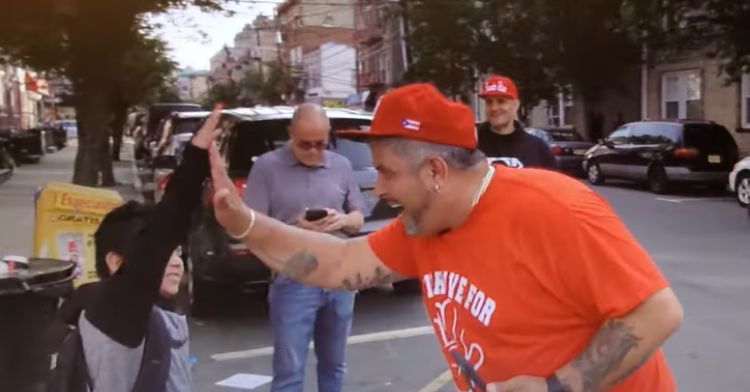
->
xmin=33 ymin=181 xmax=123 ymax=286
xmin=323 ymin=99 xmax=346 ymax=108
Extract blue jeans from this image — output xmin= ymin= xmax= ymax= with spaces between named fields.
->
xmin=268 ymin=277 xmax=355 ymax=392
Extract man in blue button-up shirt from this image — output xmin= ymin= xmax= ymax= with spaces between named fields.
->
xmin=243 ymin=104 xmax=365 ymax=392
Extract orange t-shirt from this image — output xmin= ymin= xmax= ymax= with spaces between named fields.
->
xmin=368 ymin=166 xmax=674 ymax=391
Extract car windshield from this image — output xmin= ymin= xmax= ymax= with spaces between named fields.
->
xmin=226 ymin=117 xmax=373 ymax=178
xmin=174 ymin=118 xmax=203 ymax=135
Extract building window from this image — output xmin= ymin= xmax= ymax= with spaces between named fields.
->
xmin=662 ymin=70 xmax=703 ymax=119
xmin=742 ymin=73 xmax=750 ymax=128
xmin=547 ymin=91 xmax=573 ymax=128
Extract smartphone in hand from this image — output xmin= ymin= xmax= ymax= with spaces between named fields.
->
xmin=304 ymin=209 xmax=329 ymax=222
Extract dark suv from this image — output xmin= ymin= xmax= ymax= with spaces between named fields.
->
xmin=583 ymin=120 xmax=739 ymax=193
xmin=183 ymin=107 xmax=410 ymax=313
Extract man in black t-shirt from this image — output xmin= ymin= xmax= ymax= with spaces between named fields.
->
xmin=476 ymin=75 xmax=555 ymax=169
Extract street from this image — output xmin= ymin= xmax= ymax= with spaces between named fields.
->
xmin=1 ymin=144 xmax=748 ymax=391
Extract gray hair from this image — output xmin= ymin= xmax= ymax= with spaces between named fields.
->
xmin=376 ymin=137 xmax=486 ymax=170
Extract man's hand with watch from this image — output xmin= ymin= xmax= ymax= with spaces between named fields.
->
xmin=486 ymin=373 xmax=568 ymax=392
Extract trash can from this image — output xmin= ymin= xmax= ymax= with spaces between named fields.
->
xmin=0 ymin=258 xmax=76 ymax=392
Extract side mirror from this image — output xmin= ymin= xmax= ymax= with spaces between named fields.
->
xmin=153 ymin=155 xmax=177 ymax=170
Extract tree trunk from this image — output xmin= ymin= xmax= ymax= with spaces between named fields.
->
xmin=67 ymin=7 xmax=126 ymax=187
xmin=99 ymin=128 xmax=115 ymax=186
xmin=72 ymin=85 xmax=112 ymax=186
xmin=111 ymin=104 xmax=127 ymax=162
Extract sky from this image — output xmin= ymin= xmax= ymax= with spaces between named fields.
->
xmin=151 ymin=1 xmax=279 ymax=71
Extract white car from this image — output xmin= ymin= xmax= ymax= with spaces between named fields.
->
xmin=728 ymin=156 xmax=750 ymax=207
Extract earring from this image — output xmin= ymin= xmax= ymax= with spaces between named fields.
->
xmin=434 ymin=184 xmax=441 ymax=193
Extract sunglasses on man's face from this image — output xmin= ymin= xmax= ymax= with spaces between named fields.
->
xmin=294 ymin=140 xmax=328 ymax=151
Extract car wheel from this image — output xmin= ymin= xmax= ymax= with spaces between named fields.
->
xmin=648 ymin=165 xmax=670 ymax=194
xmin=586 ymin=161 xmax=605 ymax=185
xmin=736 ymin=172 xmax=750 ymax=208
xmin=392 ymin=279 xmax=421 ymax=295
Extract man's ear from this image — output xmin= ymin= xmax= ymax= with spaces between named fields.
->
xmin=105 ymin=251 xmax=124 ymax=275
xmin=422 ymin=156 xmax=449 ymax=191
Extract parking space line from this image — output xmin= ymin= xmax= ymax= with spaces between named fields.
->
xmin=211 ymin=325 xmax=434 ymax=362
xmin=417 ymin=370 xmax=453 ymax=392
xmin=656 ymin=197 xmax=734 ymax=203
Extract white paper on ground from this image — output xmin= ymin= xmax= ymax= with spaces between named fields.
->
xmin=215 ymin=373 xmax=273 ymax=390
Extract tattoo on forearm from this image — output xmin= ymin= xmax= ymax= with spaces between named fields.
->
xmin=337 ymin=265 xmax=397 ymax=291
xmin=280 ymin=251 xmax=319 ymax=280
xmin=572 ymin=319 xmax=642 ymax=392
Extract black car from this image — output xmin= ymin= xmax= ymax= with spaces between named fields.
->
xmin=583 ymin=120 xmax=739 ymax=193
xmin=180 ymin=107 xmax=409 ymax=314
xmin=525 ymin=127 xmax=593 ymax=175
xmin=0 ymin=132 xmax=15 ymax=183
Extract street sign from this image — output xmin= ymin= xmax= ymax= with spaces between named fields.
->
xmin=32 ymin=181 xmax=122 ymax=286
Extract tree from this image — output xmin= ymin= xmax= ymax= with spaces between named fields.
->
xmin=399 ymin=0 xmax=656 ymax=128
xmin=398 ymin=0 xmax=484 ymax=100
xmin=204 ymin=82 xmax=241 ymax=108
xmin=0 ymin=0 xmax=222 ymax=186
xmin=662 ymin=0 xmax=750 ymax=81
xmin=111 ymin=29 xmax=178 ymax=161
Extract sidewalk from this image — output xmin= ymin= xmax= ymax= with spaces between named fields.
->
xmin=0 ymin=139 xmax=140 ymax=256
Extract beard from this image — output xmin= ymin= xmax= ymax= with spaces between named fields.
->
xmin=399 ymin=193 xmax=433 ymax=236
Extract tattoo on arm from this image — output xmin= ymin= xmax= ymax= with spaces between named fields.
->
xmin=337 ymin=265 xmax=398 ymax=291
xmin=570 ymin=319 xmax=643 ymax=392
xmin=280 ymin=251 xmax=319 ymax=280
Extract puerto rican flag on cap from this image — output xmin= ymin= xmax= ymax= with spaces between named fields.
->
xmin=401 ymin=118 xmax=421 ymax=131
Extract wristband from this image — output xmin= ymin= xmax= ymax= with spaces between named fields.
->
xmin=545 ymin=373 xmax=567 ymax=392
xmin=228 ymin=208 xmax=256 ymax=240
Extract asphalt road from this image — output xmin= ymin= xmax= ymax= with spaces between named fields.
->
xmin=0 ymin=144 xmax=748 ymax=391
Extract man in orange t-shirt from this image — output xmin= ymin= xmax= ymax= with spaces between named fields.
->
xmin=208 ymin=83 xmax=684 ymax=392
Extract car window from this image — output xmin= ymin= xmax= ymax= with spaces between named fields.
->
xmin=631 ymin=123 xmax=681 ymax=144
xmin=607 ymin=127 xmax=630 ymax=145
xmin=225 ymin=119 xmax=285 ymax=178
xmin=330 ymin=138 xmax=373 ymax=170
xmin=547 ymin=129 xmax=583 ymax=142
xmin=683 ymin=124 xmax=738 ymax=151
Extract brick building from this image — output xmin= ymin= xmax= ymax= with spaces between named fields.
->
xmin=354 ymin=0 xmax=407 ymax=111
xmin=276 ymin=0 xmax=356 ymax=103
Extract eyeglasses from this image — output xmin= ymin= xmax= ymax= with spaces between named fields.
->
xmin=294 ymin=140 xmax=328 ymax=151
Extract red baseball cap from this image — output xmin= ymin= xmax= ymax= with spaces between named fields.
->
xmin=479 ymin=75 xmax=518 ymax=100
xmin=337 ymin=83 xmax=477 ymax=149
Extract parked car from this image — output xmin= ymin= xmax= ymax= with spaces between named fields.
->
xmin=179 ymin=107 xmax=408 ymax=314
xmin=136 ymin=103 xmax=203 ymax=161
xmin=148 ymin=111 xmax=210 ymax=203
xmin=0 ymin=132 xmax=15 ymax=183
xmin=583 ymin=120 xmax=739 ymax=194
xmin=54 ymin=119 xmax=77 ymax=139
xmin=525 ymin=127 xmax=593 ymax=175
xmin=2 ymin=128 xmax=45 ymax=164
xmin=729 ymin=156 xmax=750 ymax=207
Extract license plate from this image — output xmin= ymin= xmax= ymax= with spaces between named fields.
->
xmin=708 ymin=155 xmax=721 ymax=163
xmin=574 ymin=149 xmax=587 ymax=156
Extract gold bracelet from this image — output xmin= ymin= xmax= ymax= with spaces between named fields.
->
xmin=228 ymin=208 xmax=256 ymax=240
